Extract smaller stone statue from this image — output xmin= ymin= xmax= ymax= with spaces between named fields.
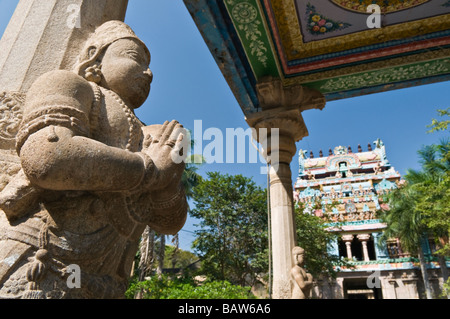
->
xmin=291 ymin=246 xmax=313 ymax=299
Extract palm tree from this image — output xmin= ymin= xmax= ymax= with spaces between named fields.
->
xmin=382 ymin=185 xmax=433 ymax=299
xmin=409 ymin=140 xmax=450 ymax=297
xmin=182 ymin=160 xmax=204 ymax=201
xmin=382 ymin=139 xmax=450 ymax=299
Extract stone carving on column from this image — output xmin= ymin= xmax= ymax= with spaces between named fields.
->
xmin=291 ymin=247 xmax=313 ymax=299
xmin=0 ymin=92 xmax=25 ymax=149
xmin=0 ymin=21 xmax=188 ymax=299
xmin=246 ymin=77 xmax=325 ymax=299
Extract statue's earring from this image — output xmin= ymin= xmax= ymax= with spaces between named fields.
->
xmin=83 ymin=46 xmax=102 ymax=84
xmin=84 ymin=64 xmax=102 ymax=84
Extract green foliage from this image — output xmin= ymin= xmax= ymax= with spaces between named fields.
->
xmin=190 ymin=172 xmax=268 ymax=287
xmin=163 ymin=245 xmax=199 ymax=270
xmin=182 ymin=130 xmax=205 ymax=201
xmin=427 ymin=108 xmax=450 ymax=133
xmin=126 ymin=275 xmax=256 ymax=299
xmin=381 ymin=139 xmax=450 ymax=256
xmin=182 ymin=163 xmax=203 ymax=201
xmin=380 ymin=185 xmax=425 ymax=254
xmin=443 ymin=278 xmax=450 ymax=298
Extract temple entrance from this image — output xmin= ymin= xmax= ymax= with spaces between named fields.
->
xmin=343 ymin=278 xmax=383 ymax=299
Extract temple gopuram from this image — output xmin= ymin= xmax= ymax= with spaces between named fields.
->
xmin=294 ymin=140 xmax=445 ymax=299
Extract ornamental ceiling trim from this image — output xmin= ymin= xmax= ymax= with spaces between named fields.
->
xmin=223 ymin=0 xmax=281 ymax=79
xmin=283 ymin=48 xmax=450 ymax=94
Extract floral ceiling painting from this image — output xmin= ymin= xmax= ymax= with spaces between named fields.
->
xmin=295 ymin=0 xmax=450 ymax=43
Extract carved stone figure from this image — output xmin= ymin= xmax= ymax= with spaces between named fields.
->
xmin=291 ymin=246 xmax=313 ymax=299
xmin=0 ymin=21 xmax=188 ymax=299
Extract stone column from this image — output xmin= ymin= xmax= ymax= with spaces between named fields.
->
xmin=246 ymin=78 xmax=325 ymax=299
xmin=401 ymin=271 xmax=420 ymax=299
xmin=0 ymin=0 xmax=129 ymax=92
xmin=383 ymin=272 xmax=399 ymax=299
xmin=342 ymin=234 xmax=354 ymax=259
xmin=357 ymin=234 xmax=371 ymax=262
xmin=334 ymin=278 xmax=345 ymax=299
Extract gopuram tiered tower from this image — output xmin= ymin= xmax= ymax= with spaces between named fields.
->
xmin=294 ymin=140 xmax=446 ymax=299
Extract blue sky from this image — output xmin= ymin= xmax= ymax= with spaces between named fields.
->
xmin=1 ymin=1 xmax=448 ymax=252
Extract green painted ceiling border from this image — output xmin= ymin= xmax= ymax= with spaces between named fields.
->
xmin=223 ymin=0 xmax=280 ymax=80
xmin=301 ymin=57 xmax=450 ymax=95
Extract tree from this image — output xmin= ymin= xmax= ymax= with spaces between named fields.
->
xmin=427 ymin=108 xmax=450 ymax=133
xmin=382 ymin=139 xmax=450 ymax=299
xmin=381 ymin=185 xmax=433 ymax=299
xmin=190 ymin=172 xmax=268 ymax=287
xmin=163 ymin=245 xmax=199 ymax=270
xmin=409 ymin=140 xmax=450 ymax=296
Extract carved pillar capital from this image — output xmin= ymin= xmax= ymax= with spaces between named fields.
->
xmin=342 ymin=234 xmax=355 ymax=242
xmin=357 ymin=234 xmax=371 ymax=242
xmin=255 ymin=77 xmax=326 ymax=113
xmin=246 ymin=78 xmax=325 ymax=164
xmin=247 ymin=109 xmax=308 ymax=164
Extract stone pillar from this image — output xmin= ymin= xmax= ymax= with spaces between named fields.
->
xmin=401 ymin=271 xmax=420 ymax=299
xmin=357 ymin=234 xmax=371 ymax=262
xmin=334 ymin=278 xmax=345 ymax=299
xmin=246 ymin=78 xmax=325 ymax=299
xmin=342 ymin=234 xmax=354 ymax=259
xmin=383 ymin=272 xmax=399 ymax=299
xmin=0 ymin=0 xmax=129 ymax=92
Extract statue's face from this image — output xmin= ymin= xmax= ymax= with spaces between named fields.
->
xmin=100 ymin=38 xmax=152 ymax=109
xmin=294 ymin=252 xmax=304 ymax=265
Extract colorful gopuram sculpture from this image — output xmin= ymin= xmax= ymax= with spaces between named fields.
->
xmin=295 ymin=140 xmax=399 ymax=223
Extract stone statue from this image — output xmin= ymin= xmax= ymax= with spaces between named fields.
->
xmin=0 ymin=21 xmax=188 ymax=299
xmin=290 ymin=246 xmax=313 ymax=299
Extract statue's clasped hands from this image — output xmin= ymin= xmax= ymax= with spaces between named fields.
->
xmin=140 ymin=120 xmax=188 ymax=191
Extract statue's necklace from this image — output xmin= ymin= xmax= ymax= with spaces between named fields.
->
xmin=104 ymin=89 xmax=142 ymax=152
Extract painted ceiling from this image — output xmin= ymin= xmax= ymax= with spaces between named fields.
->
xmin=184 ymin=0 xmax=450 ymax=114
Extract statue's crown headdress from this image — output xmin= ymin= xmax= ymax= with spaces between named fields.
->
xmin=75 ymin=20 xmax=150 ymax=75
